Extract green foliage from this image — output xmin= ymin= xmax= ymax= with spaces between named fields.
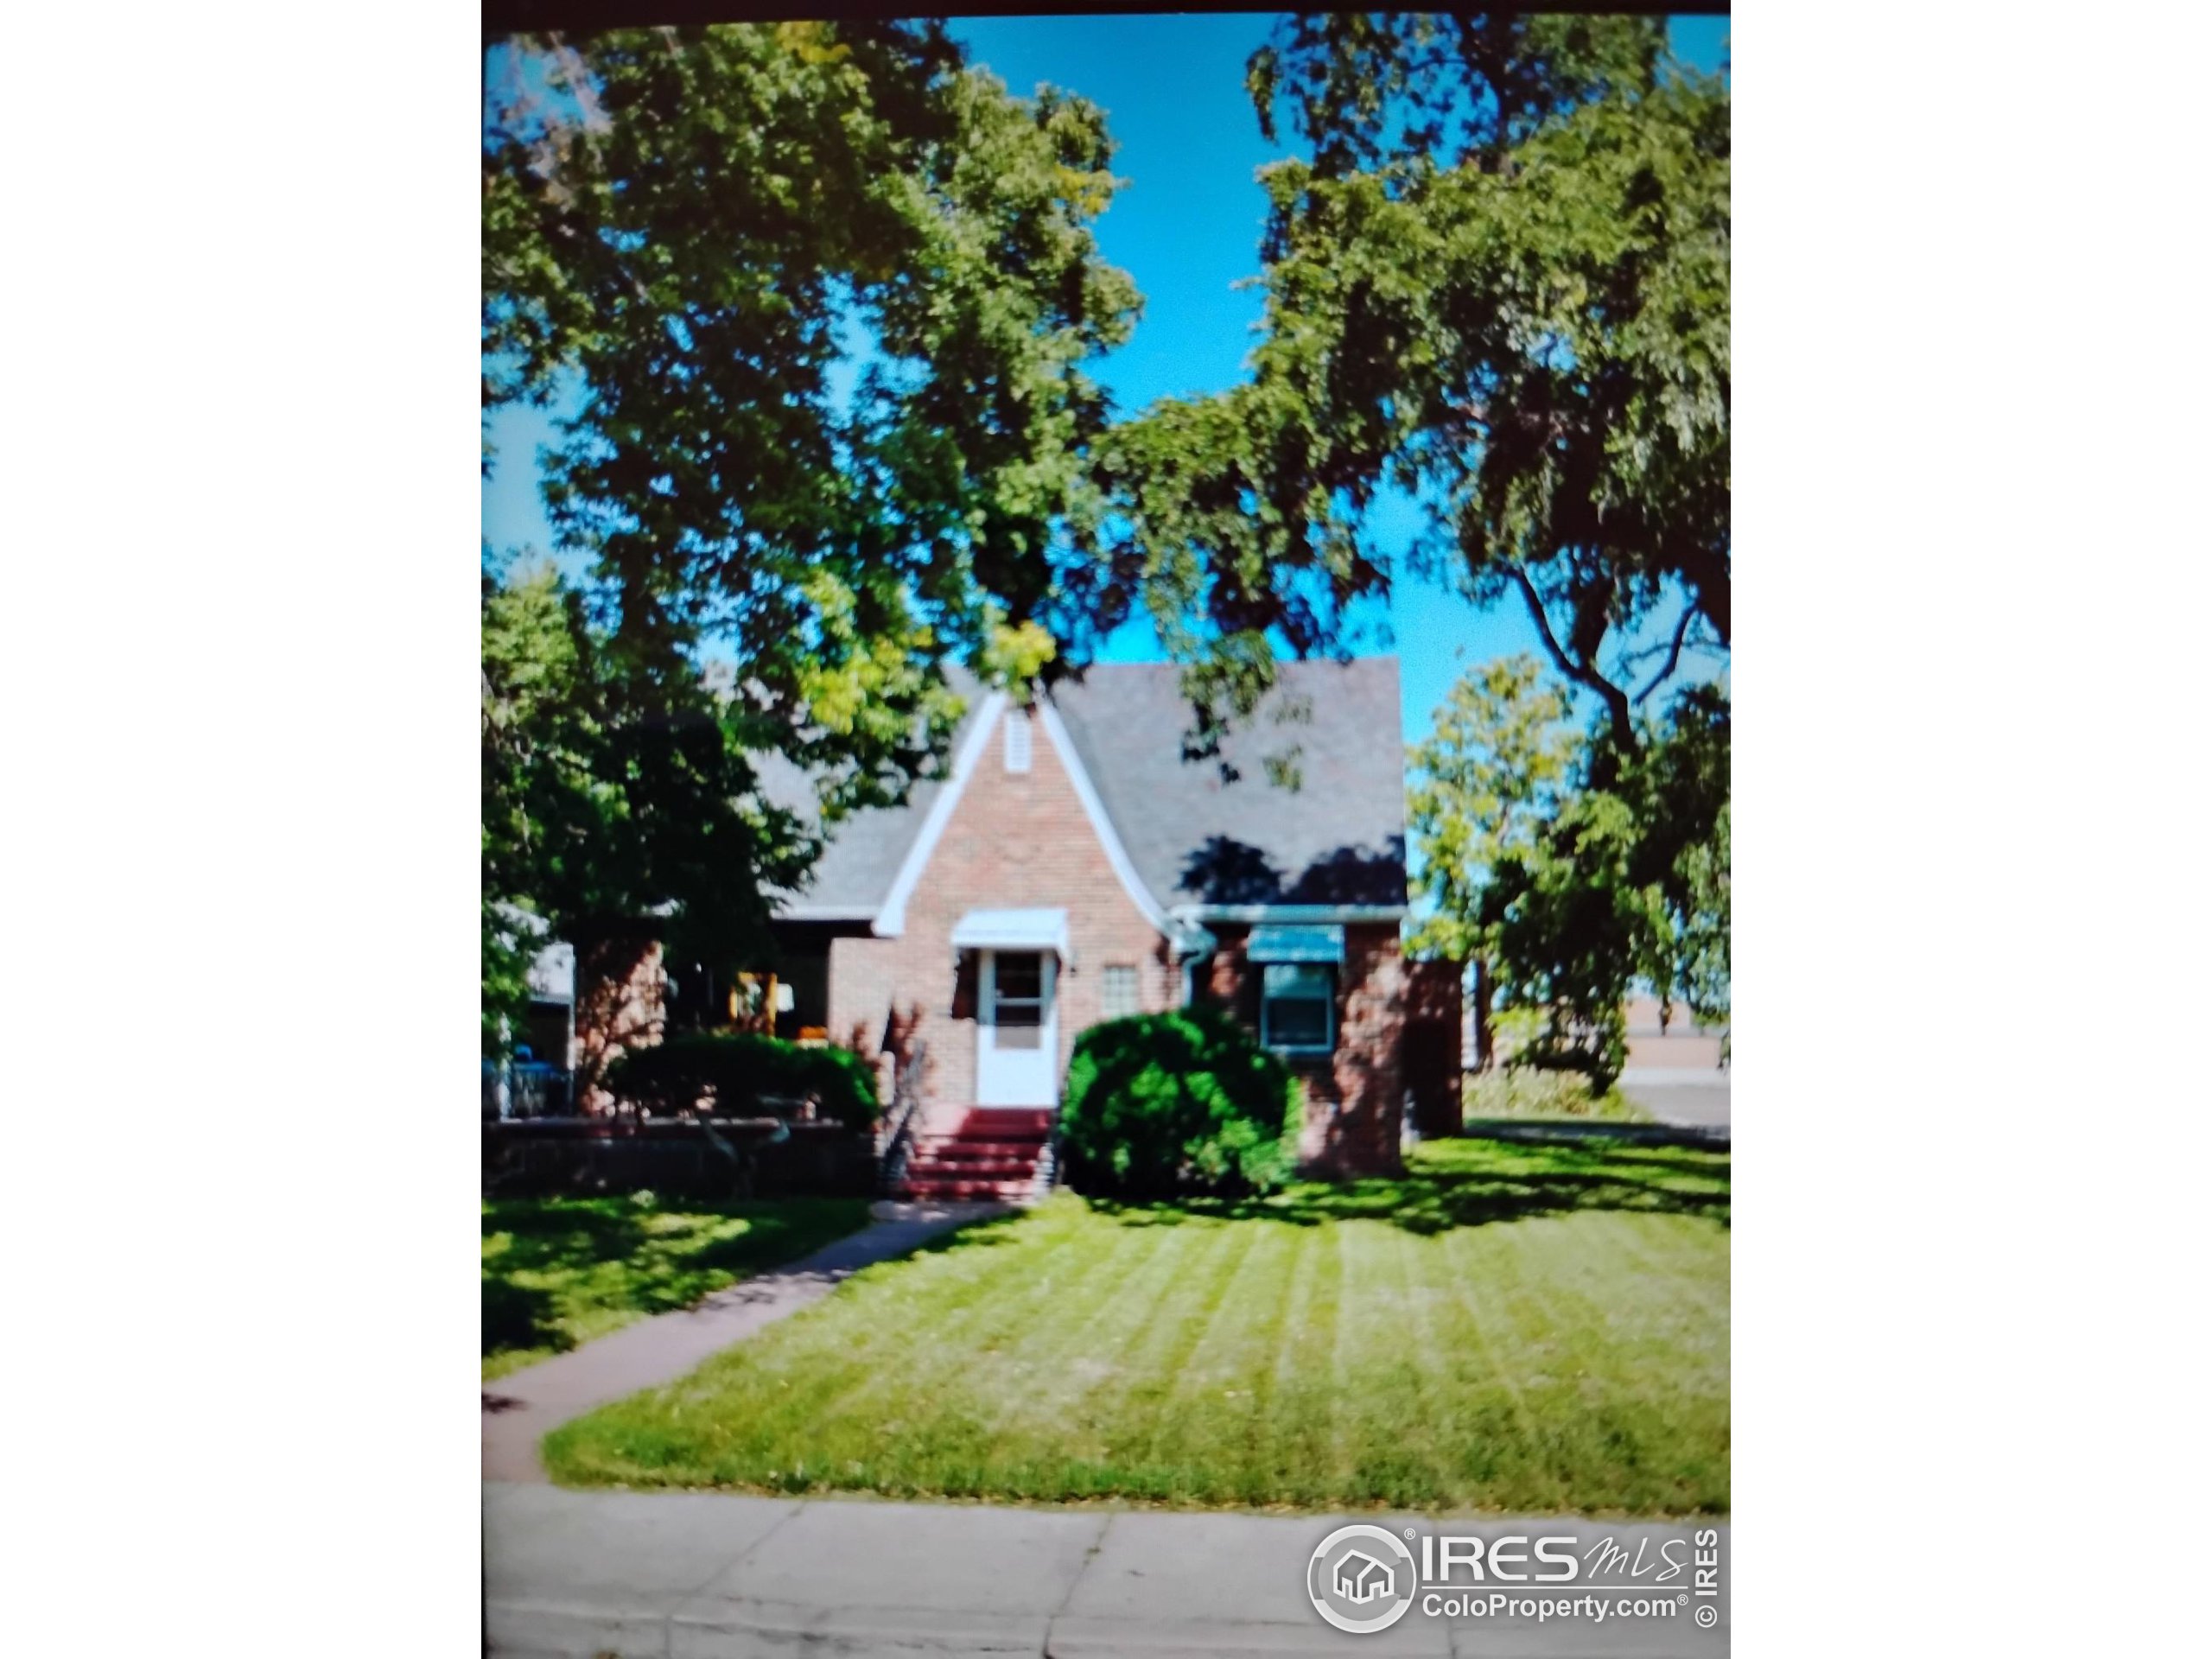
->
xmin=1411 ymin=658 xmax=1729 ymax=1089
xmin=1408 ymin=656 xmax=1576 ymax=967
xmin=483 ymin=23 xmax=1141 ymax=810
xmin=482 ymin=895 xmax=538 ymax=1058
xmin=481 ymin=559 xmax=811 ymax=1019
xmin=1090 ymin=16 xmax=1726 ymax=763
xmin=604 ymin=1032 xmax=880 ymax=1128
xmin=1672 ymin=800 xmax=1731 ymax=1025
xmin=483 ymin=25 xmax=1160 ymax=1036
xmin=1059 ymin=1009 xmax=1300 ymax=1198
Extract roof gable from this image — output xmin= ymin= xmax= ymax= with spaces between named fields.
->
xmin=763 ymin=658 xmax=1407 ymax=922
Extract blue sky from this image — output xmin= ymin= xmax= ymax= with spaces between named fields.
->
xmin=482 ymin=15 xmax=1729 ymax=747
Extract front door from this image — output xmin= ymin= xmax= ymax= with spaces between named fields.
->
xmin=976 ymin=950 xmax=1058 ymax=1106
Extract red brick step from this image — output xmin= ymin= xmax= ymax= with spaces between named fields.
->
xmin=891 ymin=1108 xmax=1053 ymax=1202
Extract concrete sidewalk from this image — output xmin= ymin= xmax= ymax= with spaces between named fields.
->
xmin=483 ymin=1203 xmax=1005 ymax=1482
xmin=484 ymin=1483 xmax=1730 ymax=1657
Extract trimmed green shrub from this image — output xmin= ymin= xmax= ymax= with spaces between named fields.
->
xmin=606 ymin=1033 xmax=879 ymax=1128
xmin=1058 ymin=1007 xmax=1300 ymax=1198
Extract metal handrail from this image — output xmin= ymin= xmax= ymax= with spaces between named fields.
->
xmin=876 ymin=1039 xmax=928 ymax=1195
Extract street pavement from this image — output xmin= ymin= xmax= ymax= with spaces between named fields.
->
xmin=1618 ymin=1071 xmax=1732 ymax=1132
xmin=484 ymin=1483 xmax=1730 ymax=1657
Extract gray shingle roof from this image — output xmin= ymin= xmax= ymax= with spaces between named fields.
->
xmin=761 ymin=657 xmax=1406 ymax=922
xmin=1052 ymin=658 xmax=1407 ymax=911
xmin=751 ymin=674 xmax=993 ymax=920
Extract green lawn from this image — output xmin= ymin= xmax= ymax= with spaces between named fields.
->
xmin=543 ymin=1136 xmax=1729 ymax=1516
xmin=482 ymin=1193 xmax=871 ymax=1381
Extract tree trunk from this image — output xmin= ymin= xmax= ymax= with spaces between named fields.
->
xmin=1472 ymin=960 xmax=1496 ymax=1072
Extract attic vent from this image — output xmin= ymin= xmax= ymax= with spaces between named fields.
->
xmin=1004 ymin=709 xmax=1033 ymax=773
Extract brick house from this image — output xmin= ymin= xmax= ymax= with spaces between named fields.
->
xmin=739 ymin=657 xmax=1460 ymax=1182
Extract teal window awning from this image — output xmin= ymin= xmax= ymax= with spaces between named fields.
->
xmin=1246 ymin=924 xmax=1345 ymax=964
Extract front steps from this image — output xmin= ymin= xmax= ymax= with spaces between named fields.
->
xmin=893 ymin=1108 xmax=1053 ymax=1203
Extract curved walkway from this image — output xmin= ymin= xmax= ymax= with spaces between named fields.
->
xmin=481 ymin=1201 xmax=1005 ymax=1482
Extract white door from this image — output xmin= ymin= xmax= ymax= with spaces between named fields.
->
xmin=976 ymin=950 xmax=1058 ymax=1105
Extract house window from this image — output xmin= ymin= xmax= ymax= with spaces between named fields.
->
xmin=1260 ymin=963 xmax=1336 ymax=1054
xmin=989 ymin=951 xmax=1046 ymax=1049
xmin=1102 ymin=963 xmax=1139 ymax=1020
xmin=1004 ymin=710 xmax=1033 ymax=772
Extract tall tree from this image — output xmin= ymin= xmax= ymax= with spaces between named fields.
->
xmin=480 ymin=558 xmax=813 ymax=1072
xmin=1411 ymin=655 xmax=1729 ymax=1086
xmin=1406 ymin=655 xmax=1577 ymax=1067
xmin=1090 ymin=14 xmax=1726 ymax=765
xmin=482 ymin=23 xmax=1143 ymax=1052
xmin=485 ymin=22 xmax=1141 ymax=816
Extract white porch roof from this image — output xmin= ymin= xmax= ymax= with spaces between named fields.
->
xmin=950 ymin=906 xmax=1072 ymax=961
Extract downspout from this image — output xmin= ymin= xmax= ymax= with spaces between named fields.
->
xmin=1170 ymin=920 xmax=1217 ymax=1007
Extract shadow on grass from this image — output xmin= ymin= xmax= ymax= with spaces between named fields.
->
xmin=1083 ymin=1130 xmax=1730 ymax=1236
xmin=480 ymin=1196 xmax=868 ymax=1369
xmin=481 ymin=1270 xmax=566 ymax=1360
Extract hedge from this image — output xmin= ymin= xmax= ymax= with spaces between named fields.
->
xmin=1058 ymin=1007 xmax=1300 ymax=1199
xmin=604 ymin=1033 xmax=879 ymax=1129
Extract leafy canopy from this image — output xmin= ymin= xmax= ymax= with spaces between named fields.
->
xmin=482 ymin=23 xmax=1146 ymax=1038
xmin=1411 ymin=654 xmax=1729 ymax=1084
xmin=485 ymin=22 xmax=1141 ymax=809
xmin=480 ymin=557 xmax=812 ymax=1046
xmin=1092 ymin=14 xmax=1727 ymax=758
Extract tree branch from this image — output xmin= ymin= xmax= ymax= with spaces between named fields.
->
xmin=1632 ymin=606 xmax=1698 ymax=706
xmin=1508 ymin=562 xmax=1634 ymax=752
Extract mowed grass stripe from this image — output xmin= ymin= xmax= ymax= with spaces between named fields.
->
xmin=1263 ymin=1216 xmax=1343 ymax=1508
xmin=957 ymin=1208 xmax=1209 ymax=1495
xmin=1096 ymin=1218 xmax=1253 ymax=1497
xmin=556 ymin=1218 xmax=1099 ymax=1484
xmin=1434 ymin=1218 xmax=1573 ymax=1511
xmin=1137 ymin=1217 xmax=1288 ymax=1499
xmin=800 ymin=1213 xmax=1143 ymax=1492
xmin=1488 ymin=1214 xmax=1727 ymax=1513
xmin=545 ymin=1136 xmax=1730 ymax=1514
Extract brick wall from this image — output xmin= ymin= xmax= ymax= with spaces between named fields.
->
xmin=827 ymin=702 xmax=1177 ymax=1106
xmin=1201 ymin=922 xmax=1408 ymax=1178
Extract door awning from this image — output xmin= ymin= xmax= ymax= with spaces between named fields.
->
xmin=950 ymin=907 xmax=1072 ymax=960
xmin=1246 ymin=923 xmax=1346 ymax=964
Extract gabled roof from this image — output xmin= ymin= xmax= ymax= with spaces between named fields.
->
xmin=748 ymin=676 xmax=995 ymax=921
xmin=759 ymin=658 xmax=1407 ymax=926
xmin=1051 ymin=658 xmax=1407 ymax=912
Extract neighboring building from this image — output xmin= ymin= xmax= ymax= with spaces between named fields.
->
xmin=633 ymin=657 xmax=1459 ymax=1179
xmin=521 ymin=933 xmax=575 ymax=1070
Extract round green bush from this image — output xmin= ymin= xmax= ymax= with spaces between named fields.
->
xmin=606 ymin=1033 xmax=879 ymax=1128
xmin=1058 ymin=1007 xmax=1301 ymax=1198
